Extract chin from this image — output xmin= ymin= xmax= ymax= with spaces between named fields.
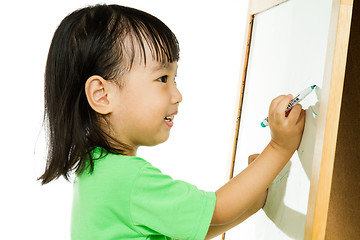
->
xmin=141 ymin=133 xmax=170 ymax=147
xmin=154 ymin=135 xmax=170 ymax=146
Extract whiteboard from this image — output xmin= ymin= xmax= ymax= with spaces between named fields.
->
xmin=226 ymin=0 xmax=334 ymax=239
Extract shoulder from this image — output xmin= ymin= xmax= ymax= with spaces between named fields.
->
xmin=78 ymin=148 xmax=150 ymax=183
xmin=96 ymin=151 xmax=148 ymax=171
xmin=132 ymin=161 xmax=214 ymax=203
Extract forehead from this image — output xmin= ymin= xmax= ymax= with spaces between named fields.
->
xmin=149 ymin=60 xmax=177 ymax=73
xmin=140 ymin=59 xmax=178 ymax=76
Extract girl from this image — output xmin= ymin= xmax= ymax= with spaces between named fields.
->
xmin=39 ymin=4 xmax=305 ymax=240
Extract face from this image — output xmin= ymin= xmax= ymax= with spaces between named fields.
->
xmin=107 ymin=51 xmax=182 ymax=155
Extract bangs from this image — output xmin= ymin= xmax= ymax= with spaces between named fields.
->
xmin=119 ymin=6 xmax=180 ymax=69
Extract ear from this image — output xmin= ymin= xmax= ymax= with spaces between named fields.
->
xmin=85 ymin=75 xmax=112 ymax=114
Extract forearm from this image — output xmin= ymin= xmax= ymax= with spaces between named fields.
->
xmin=205 ymin=190 xmax=267 ymax=239
xmin=212 ymin=142 xmax=293 ymax=224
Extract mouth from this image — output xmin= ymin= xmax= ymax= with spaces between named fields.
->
xmin=164 ymin=115 xmax=175 ymax=122
xmin=164 ymin=111 xmax=177 ymax=126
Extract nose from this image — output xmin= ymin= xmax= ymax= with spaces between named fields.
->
xmin=171 ymin=85 xmax=182 ymax=104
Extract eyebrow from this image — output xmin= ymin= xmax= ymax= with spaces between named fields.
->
xmin=151 ymin=62 xmax=169 ymax=72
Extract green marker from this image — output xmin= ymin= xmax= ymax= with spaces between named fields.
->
xmin=261 ymin=85 xmax=317 ymax=127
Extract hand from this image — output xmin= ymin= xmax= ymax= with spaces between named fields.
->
xmin=268 ymin=95 xmax=305 ymax=154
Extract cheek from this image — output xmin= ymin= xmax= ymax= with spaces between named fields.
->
xmin=133 ymin=89 xmax=168 ymax=116
xmin=118 ymin=86 xmax=169 ymax=125
xmin=125 ymin=95 xmax=164 ymax=126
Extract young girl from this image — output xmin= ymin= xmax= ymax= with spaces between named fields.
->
xmin=39 ymin=4 xmax=305 ymax=240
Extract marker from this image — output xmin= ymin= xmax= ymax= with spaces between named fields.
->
xmin=261 ymin=85 xmax=317 ymax=127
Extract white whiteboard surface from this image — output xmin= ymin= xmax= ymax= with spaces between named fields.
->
xmin=225 ymin=0 xmax=334 ymax=239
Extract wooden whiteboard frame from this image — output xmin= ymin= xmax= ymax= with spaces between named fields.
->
xmin=226 ymin=0 xmax=354 ymax=239
xmin=228 ymin=0 xmax=289 ymax=180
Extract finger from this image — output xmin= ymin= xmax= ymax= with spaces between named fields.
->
xmin=287 ymin=104 xmax=303 ymax=124
xmin=269 ymin=95 xmax=290 ymax=123
xmin=269 ymin=95 xmax=288 ymax=113
xmin=274 ymin=94 xmax=293 ymax=122
xmin=296 ymin=108 xmax=305 ymax=127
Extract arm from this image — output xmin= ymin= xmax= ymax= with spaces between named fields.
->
xmin=208 ymin=95 xmax=305 ymax=226
xmin=205 ymin=186 xmax=267 ymax=239
xmin=212 ymin=142 xmax=292 ymax=224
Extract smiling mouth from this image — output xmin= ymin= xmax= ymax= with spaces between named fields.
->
xmin=164 ymin=115 xmax=175 ymax=122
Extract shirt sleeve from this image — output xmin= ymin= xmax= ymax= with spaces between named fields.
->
xmin=130 ymin=162 xmax=216 ymax=240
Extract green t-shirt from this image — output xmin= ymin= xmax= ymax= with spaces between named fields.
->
xmin=71 ymin=148 xmax=216 ymax=240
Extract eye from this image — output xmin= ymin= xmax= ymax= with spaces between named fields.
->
xmin=157 ymin=75 xmax=168 ymax=83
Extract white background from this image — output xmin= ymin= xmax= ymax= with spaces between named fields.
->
xmin=0 ymin=1 xmax=249 ymax=239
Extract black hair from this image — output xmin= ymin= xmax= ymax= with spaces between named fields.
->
xmin=38 ymin=4 xmax=179 ymax=184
